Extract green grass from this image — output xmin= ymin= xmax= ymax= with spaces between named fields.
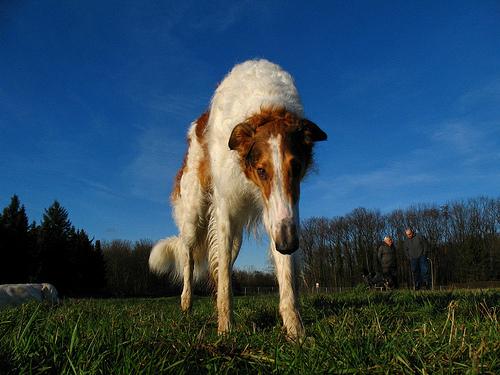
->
xmin=0 ymin=288 xmax=498 ymax=374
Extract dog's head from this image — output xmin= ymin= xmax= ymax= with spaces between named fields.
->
xmin=229 ymin=107 xmax=327 ymax=254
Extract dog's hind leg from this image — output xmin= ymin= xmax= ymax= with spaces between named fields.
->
xmin=176 ymin=188 xmax=209 ymax=312
xmin=179 ymin=240 xmax=194 ymax=311
xmin=172 ymin=118 xmax=212 ymax=312
xmin=174 ymin=177 xmax=208 ymax=312
xmin=177 ymin=201 xmax=208 ymax=312
xmin=230 ymin=233 xmax=242 ymax=267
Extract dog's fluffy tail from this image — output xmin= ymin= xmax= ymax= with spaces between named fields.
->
xmin=149 ymin=237 xmax=184 ymax=280
xmin=149 ymin=236 xmax=208 ymax=283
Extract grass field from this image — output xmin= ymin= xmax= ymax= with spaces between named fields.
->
xmin=0 ymin=288 xmax=498 ymax=374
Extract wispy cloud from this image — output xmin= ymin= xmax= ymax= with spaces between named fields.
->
xmin=145 ymin=93 xmax=206 ymax=119
xmin=431 ymin=121 xmax=484 ymax=154
xmin=164 ymin=0 xmax=274 ymax=36
xmin=71 ymin=176 xmax=122 ymax=200
xmin=124 ymin=124 xmax=186 ymax=203
xmin=302 ymin=155 xmax=440 ymax=212
xmin=332 ymin=167 xmax=437 ymax=192
xmin=457 ymin=78 xmax=500 ymax=112
xmin=430 ymin=120 xmax=500 ymax=166
xmin=188 ymin=1 xmax=252 ymax=33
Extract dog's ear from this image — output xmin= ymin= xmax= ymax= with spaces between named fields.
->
xmin=228 ymin=122 xmax=255 ymax=155
xmin=301 ymin=119 xmax=327 ymax=144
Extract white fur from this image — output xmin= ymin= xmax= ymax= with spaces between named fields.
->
xmin=265 ymin=134 xmax=299 ymax=239
xmin=150 ymin=59 xmax=305 ymax=339
xmin=0 ymin=283 xmax=59 ymax=307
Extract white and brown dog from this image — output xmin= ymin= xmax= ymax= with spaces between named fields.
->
xmin=149 ymin=59 xmax=327 ymax=339
xmin=0 ymin=283 xmax=59 ymax=307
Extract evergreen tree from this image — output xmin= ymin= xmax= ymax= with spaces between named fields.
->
xmin=69 ymin=229 xmax=106 ymax=295
xmin=38 ymin=201 xmax=73 ymax=294
xmin=92 ymin=240 xmax=106 ymax=292
xmin=0 ymin=195 xmax=33 ymax=283
xmin=69 ymin=229 xmax=92 ymax=294
xmin=28 ymin=220 xmax=41 ymax=280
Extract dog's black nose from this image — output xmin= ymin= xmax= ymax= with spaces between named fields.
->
xmin=275 ymin=219 xmax=299 ymax=254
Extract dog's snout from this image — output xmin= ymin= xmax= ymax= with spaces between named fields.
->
xmin=275 ymin=219 xmax=299 ymax=254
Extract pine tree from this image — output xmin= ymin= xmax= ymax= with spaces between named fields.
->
xmin=70 ymin=229 xmax=106 ymax=295
xmin=38 ymin=201 xmax=74 ymax=294
xmin=92 ymin=240 xmax=106 ymax=292
xmin=28 ymin=220 xmax=41 ymax=280
xmin=0 ymin=195 xmax=32 ymax=283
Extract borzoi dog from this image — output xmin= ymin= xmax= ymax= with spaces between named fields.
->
xmin=149 ymin=59 xmax=327 ymax=339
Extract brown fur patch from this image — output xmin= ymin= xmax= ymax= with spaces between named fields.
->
xmin=171 ymin=112 xmax=211 ymax=202
xmin=195 ymin=112 xmax=209 ymax=141
xmin=171 ymin=142 xmax=189 ymax=202
xmin=195 ymin=112 xmax=211 ymax=192
xmin=245 ymin=107 xmax=301 ymax=129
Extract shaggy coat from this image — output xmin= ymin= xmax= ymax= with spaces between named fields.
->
xmin=0 ymin=283 xmax=59 ymax=307
xmin=149 ymin=59 xmax=326 ymax=339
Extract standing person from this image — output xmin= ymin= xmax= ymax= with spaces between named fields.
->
xmin=377 ymin=236 xmax=398 ymax=289
xmin=404 ymin=228 xmax=431 ymax=290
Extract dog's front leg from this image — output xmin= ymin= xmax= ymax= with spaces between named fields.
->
xmin=271 ymin=243 xmax=305 ymax=340
xmin=217 ymin=223 xmax=233 ymax=334
xmin=215 ymin=205 xmax=234 ymax=335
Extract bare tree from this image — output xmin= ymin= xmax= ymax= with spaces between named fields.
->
xmin=299 ymin=196 xmax=500 ymax=288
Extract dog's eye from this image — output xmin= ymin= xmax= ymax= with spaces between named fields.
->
xmin=256 ymin=168 xmax=267 ymax=180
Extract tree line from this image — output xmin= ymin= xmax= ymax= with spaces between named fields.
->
xmin=0 ymin=196 xmax=105 ymax=296
xmin=299 ymin=196 xmax=500 ymax=289
xmin=1 ymin=195 xmax=498 ymax=297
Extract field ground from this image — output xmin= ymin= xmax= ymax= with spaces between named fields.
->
xmin=0 ymin=288 xmax=498 ymax=374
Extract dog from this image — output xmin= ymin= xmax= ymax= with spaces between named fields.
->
xmin=149 ymin=59 xmax=327 ymax=339
xmin=0 ymin=283 xmax=59 ymax=307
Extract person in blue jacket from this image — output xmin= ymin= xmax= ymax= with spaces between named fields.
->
xmin=404 ymin=228 xmax=431 ymax=290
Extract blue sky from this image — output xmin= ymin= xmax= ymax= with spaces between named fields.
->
xmin=1 ymin=1 xmax=499 ymax=270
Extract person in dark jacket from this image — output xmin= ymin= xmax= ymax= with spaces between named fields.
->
xmin=404 ymin=228 xmax=431 ymax=290
xmin=376 ymin=236 xmax=398 ymax=289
